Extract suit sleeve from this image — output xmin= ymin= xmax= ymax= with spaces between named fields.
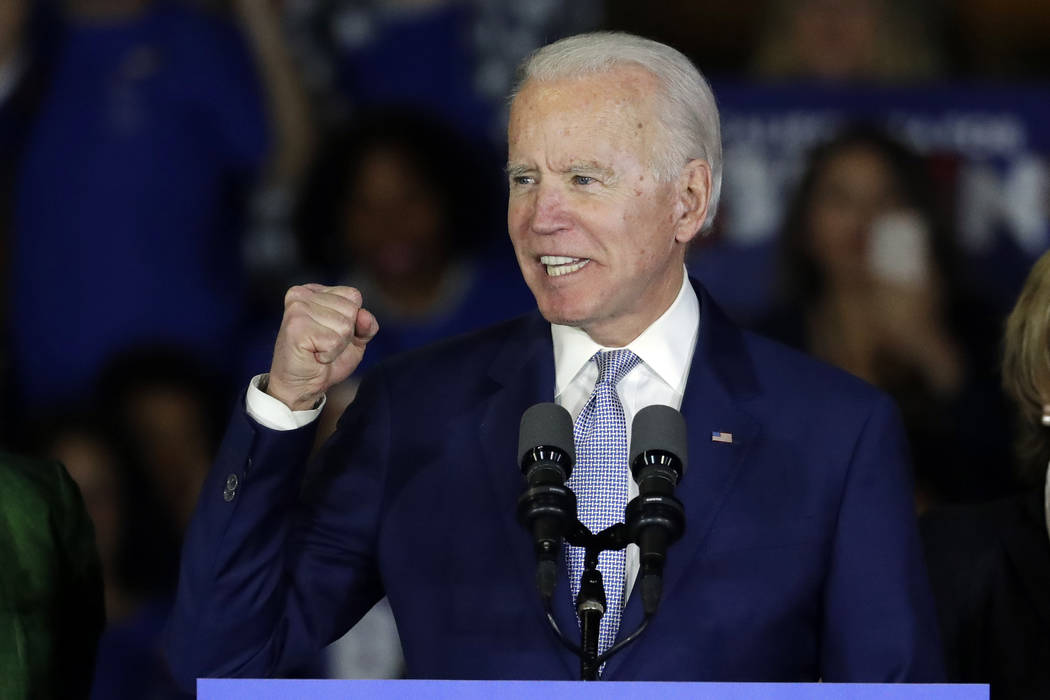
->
xmin=165 ymin=368 xmax=393 ymax=689
xmin=820 ymin=394 xmax=946 ymax=681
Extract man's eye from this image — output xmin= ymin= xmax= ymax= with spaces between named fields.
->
xmin=572 ymin=175 xmax=596 ymax=186
xmin=512 ymin=175 xmax=535 ymax=186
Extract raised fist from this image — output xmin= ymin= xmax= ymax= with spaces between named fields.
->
xmin=266 ymin=284 xmax=378 ymax=411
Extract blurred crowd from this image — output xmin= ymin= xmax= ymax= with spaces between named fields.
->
xmin=0 ymin=0 xmax=1047 ymax=698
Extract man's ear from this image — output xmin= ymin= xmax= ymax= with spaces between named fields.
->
xmin=673 ymin=159 xmax=712 ymax=244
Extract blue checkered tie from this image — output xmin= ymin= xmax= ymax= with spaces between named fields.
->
xmin=566 ymin=349 xmax=641 ymax=657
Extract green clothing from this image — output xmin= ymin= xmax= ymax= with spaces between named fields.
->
xmin=0 ymin=453 xmax=104 ymax=699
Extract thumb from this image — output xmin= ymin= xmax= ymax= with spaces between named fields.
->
xmin=352 ymin=308 xmax=379 ymax=346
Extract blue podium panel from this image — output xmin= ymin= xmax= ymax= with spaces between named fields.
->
xmin=199 ymin=679 xmax=987 ymax=700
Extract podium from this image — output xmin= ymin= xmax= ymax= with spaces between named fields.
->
xmin=198 ymin=679 xmax=987 ymax=699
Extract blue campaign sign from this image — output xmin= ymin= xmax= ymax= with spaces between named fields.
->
xmin=692 ymin=80 xmax=1050 ymax=321
xmin=198 ymin=679 xmax=987 ymax=700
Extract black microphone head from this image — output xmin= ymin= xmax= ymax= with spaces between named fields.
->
xmin=630 ymin=404 xmax=687 ymax=476
xmin=518 ymin=402 xmax=576 ymax=467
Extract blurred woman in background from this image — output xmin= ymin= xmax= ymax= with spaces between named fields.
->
xmin=758 ymin=125 xmax=1013 ymax=507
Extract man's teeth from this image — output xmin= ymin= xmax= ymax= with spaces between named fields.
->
xmin=540 ymin=255 xmax=590 ymax=277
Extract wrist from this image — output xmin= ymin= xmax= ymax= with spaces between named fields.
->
xmin=262 ymin=374 xmax=324 ymax=412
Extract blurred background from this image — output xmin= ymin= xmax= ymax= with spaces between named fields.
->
xmin=0 ymin=0 xmax=1046 ymax=695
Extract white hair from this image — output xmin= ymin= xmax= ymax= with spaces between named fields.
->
xmin=511 ymin=32 xmax=723 ymax=231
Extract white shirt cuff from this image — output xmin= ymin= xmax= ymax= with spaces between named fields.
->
xmin=245 ymin=374 xmax=325 ymax=431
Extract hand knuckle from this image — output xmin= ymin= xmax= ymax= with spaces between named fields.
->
xmin=284 ymin=285 xmax=304 ymax=304
xmin=286 ymin=299 xmax=310 ymax=316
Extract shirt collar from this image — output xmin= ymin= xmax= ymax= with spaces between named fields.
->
xmin=551 ymin=267 xmax=699 ymax=396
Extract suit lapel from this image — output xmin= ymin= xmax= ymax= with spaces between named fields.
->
xmin=476 ymin=312 xmax=579 ymax=677
xmin=604 ymin=281 xmax=761 ymax=678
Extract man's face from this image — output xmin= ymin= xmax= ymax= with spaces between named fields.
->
xmin=507 ymin=68 xmax=700 ymax=347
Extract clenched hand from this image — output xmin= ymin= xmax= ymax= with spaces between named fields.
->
xmin=266 ymin=284 xmax=378 ymax=411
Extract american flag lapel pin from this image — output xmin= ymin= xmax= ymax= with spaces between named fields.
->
xmin=711 ymin=431 xmax=733 ymax=444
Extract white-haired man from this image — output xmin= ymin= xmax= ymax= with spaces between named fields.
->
xmin=167 ymin=32 xmax=943 ymax=684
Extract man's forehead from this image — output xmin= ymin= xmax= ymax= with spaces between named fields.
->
xmin=509 ymin=72 xmax=660 ymax=155
xmin=511 ymin=65 xmax=661 ymax=117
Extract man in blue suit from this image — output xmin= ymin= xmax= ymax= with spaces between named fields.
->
xmin=166 ymin=32 xmax=943 ymax=685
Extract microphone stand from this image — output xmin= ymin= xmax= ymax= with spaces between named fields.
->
xmin=541 ymin=520 xmax=652 ymax=680
xmin=576 ymin=552 xmax=605 ymax=680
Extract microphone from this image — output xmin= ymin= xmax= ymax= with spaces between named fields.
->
xmin=516 ymin=403 xmax=577 ymax=599
xmin=625 ymin=404 xmax=687 ymax=615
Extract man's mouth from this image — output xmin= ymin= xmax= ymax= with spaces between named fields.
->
xmin=540 ymin=255 xmax=590 ymax=277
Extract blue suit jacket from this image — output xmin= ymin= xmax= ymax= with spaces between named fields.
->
xmin=166 ymin=281 xmax=944 ymax=685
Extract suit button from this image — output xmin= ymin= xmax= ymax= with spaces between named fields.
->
xmin=223 ymin=473 xmax=239 ymax=502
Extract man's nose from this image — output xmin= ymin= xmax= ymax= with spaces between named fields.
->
xmin=529 ymin=183 xmax=570 ymax=235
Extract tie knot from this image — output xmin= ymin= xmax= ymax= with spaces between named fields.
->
xmin=594 ymin=349 xmax=640 ymax=387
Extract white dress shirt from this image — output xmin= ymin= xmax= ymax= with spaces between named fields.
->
xmin=245 ymin=267 xmax=701 ymax=607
